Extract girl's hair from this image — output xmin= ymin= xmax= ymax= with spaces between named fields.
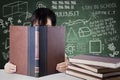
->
xmin=31 ymin=8 xmax=56 ymax=26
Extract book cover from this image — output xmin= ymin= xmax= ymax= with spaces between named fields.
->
xmin=72 ymin=63 xmax=120 ymax=73
xmin=39 ymin=26 xmax=65 ymax=76
xmin=67 ymin=64 xmax=120 ymax=78
xmin=69 ymin=54 xmax=120 ymax=68
xmin=9 ymin=26 xmax=37 ymax=77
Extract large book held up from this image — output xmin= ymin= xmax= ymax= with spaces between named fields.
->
xmin=9 ymin=25 xmax=65 ymax=77
xmin=69 ymin=54 xmax=120 ymax=68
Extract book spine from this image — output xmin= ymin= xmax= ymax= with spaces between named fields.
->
xmin=28 ymin=27 xmax=35 ymax=77
xmin=39 ymin=26 xmax=47 ymax=76
xmin=35 ymin=27 xmax=40 ymax=77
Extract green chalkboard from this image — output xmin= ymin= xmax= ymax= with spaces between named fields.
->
xmin=60 ymin=0 xmax=120 ymax=58
xmin=0 ymin=0 xmax=120 ymax=68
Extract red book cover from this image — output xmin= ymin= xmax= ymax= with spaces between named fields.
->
xmin=10 ymin=26 xmax=28 ymax=75
xmin=9 ymin=26 xmax=36 ymax=76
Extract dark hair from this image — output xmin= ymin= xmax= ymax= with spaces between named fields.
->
xmin=31 ymin=8 xmax=56 ymax=26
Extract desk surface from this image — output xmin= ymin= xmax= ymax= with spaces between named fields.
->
xmin=0 ymin=70 xmax=82 ymax=80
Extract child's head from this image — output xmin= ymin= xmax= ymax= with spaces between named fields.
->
xmin=31 ymin=8 xmax=56 ymax=26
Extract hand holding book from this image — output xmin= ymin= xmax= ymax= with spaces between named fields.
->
xmin=4 ymin=62 xmax=16 ymax=73
xmin=56 ymin=57 xmax=69 ymax=73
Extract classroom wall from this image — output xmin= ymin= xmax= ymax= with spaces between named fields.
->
xmin=0 ymin=0 xmax=120 ymax=68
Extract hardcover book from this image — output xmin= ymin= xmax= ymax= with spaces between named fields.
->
xmin=66 ymin=69 xmax=102 ymax=80
xmin=72 ymin=63 xmax=120 ymax=73
xmin=69 ymin=54 xmax=120 ymax=68
xmin=9 ymin=26 xmax=65 ymax=77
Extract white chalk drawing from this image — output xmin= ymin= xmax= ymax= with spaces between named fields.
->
xmin=62 ymin=18 xmax=91 ymax=26
xmin=1 ymin=38 xmax=9 ymax=60
xmin=23 ymin=22 xmax=31 ymax=26
xmin=65 ymin=44 xmax=75 ymax=55
xmin=66 ymin=27 xmax=78 ymax=42
xmin=18 ymin=11 xmax=32 ymax=20
xmin=25 ymin=12 xmax=32 ymax=20
xmin=89 ymin=40 xmax=102 ymax=54
xmin=18 ymin=19 xmax=22 ymax=23
xmin=1 ymin=1 xmax=30 ymax=62
xmin=0 ymin=19 xmax=6 ymax=28
xmin=78 ymin=27 xmax=91 ymax=37
xmin=108 ymin=43 xmax=119 ymax=57
xmin=3 ymin=1 xmax=28 ymax=17
xmin=3 ymin=29 xmax=9 ymax=34
xmin=8 ymin=17 xmax=13 ymax=25
xmin=36 ymin=1 xmax=46 ymax=8
xmin=5 ymin=21 xmax=9 ymax=26
xmin=5 ymin=38 xmax=9 ymax=50
xmin=2 ymin=52 xmax=9 ymax=60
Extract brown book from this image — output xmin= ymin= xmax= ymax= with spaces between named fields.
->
xmin=9 ymin=26 xmax=37 ymax=76
xmin=67 ymin=64 xmax=120 ymax=78
xmin=72 ymin=63 xmax=120 ymax=73
xmin=69 ymin=54 xmax=120 ymax=68
xmin=66 ymin=69 xmax=120 ymax=80
xmin=10 ymin=26 xmax=65 ymax=77
xmin=39 ymin=26 xmax=65 ymax=76
xmin=66 ymin=69 xmax=102 ymax=80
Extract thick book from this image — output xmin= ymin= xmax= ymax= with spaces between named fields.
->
xmin=66 ymin=69 xmax=101 ymax=80
xmin=66 ymin=69 xmax=120 ymax=80
xmin=67 ymin=64 xmax=120 ymax=78
xmin=9 ymin=26 xmax=37 ymax=76
xmin=71 ymin=63 xmax=120 ymax=73
xmin=9 ymin=26 xmax=65 ymax=77
xmin=69 ymin=54 xmax=120 ymax=68
xmin=39 ymin=26 xmax=65 ymax=76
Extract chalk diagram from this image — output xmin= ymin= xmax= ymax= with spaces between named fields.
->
xmin=64 ymin=18 xmax=92 ymax=56
xmin=108 ymin=43 xmax=119 ymax=57
xmin=78 ymin=27 xmax=91 ymax=37
xmin=89 ymin=40 xmax=102 ymax=54
xmin=65 ymin=44 xmax=75 ymax=55
xmin=66 ymin=27 xmax=78 ymax=42
xmin=2 ymin=1 xmax=31 ymax=25
xmin=3 ymin=1 xmax=28 ymax=17
xmin=62 ymin=18 xmax=91 ymax=26
xmin=36 ymin=1 xmax=46 ymax=8
xmin=1 ymin=1 xmax=31 ymax=60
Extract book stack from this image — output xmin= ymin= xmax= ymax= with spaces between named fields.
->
xmin=66 ymin=54 xmax=120 ymax=80
xmin=9 ymin=25 xmax=65 ymax=77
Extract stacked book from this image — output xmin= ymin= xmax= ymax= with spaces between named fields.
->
xmin=66 ymin=54 xmax=120 ymax=80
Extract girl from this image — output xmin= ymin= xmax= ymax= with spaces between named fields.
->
xmin=4 ymin=8 xmax=68 ymax=74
